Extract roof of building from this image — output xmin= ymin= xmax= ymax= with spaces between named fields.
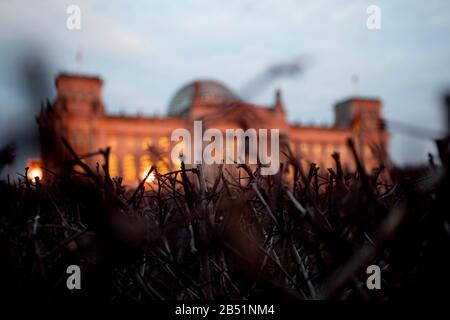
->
xmin=56 ymin=72 xmax=103 ymax=84
xmin=167 ymin=79 xmax=239 ymax=116
xmin=335 ymin=96 xmax=381 ymax=106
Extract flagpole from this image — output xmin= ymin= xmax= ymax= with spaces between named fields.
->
xmin=75 ymin=47 xmax=82 ymax=72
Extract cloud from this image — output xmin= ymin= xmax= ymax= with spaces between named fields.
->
xmin=0 ymin=0 xmax=155 ymax=58
xmin=1 ymin=0 xmax=450 ymax=165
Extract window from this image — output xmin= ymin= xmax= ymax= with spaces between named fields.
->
xmin=325 ymin=144 xmax=335 ymax=168
xmin=300 ymin=143 xmax=309 ymax=157
xmin=289 ymin=142 xmax=296 ymax=154
xmin=140 ymin=154 xmax=152 ymax=177
xmin=72 ymin=130 xmax=86 ymax=149
xmin=123 ymin=154 xmax=136 ymax=181
xmin=109 ymin=153 xmax=119 ymax=177
xmin=158 ymin=136 xmax=170 ymax=152
xmin=157 ymin=158 xmax=169 ymax=174
xmin=312 ymin=143 xmax=323 ymax=158
xmin=141 ymin=137 xmax=152 ymax=150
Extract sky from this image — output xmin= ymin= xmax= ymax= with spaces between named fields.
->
xmin=0 ymin=0 xmax=450 ymax=169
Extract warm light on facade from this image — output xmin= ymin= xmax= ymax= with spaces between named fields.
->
xmin=36 ymin=74 xmax=388 ymax=186
xmin=141 ymin=170 xmax=156 ymax=183
xmin=109 ymin=153 xmax=119 ymax=177
xmin=123 ymin=154 xmax=137 ymax=181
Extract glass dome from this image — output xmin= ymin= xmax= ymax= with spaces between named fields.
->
xmin=168 ymin=80 xmax=238 ymax=116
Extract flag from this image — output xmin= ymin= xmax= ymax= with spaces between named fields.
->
xmin=352 ymin=111 xmax=361 ymax=132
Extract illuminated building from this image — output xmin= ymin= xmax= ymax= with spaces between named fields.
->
xmin=37 ymin=73 xmax=389 ymax=186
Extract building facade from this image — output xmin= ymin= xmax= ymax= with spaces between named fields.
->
xmin=37 ymin=73 xmax=389 ymax=185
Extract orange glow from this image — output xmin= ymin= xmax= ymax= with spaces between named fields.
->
xmin=26 ymin=158 xmax=43 ymax=181
xmin=141 ymin=170 xmax=155 ymax=183
xmin=28 ymin=167 xmax=43 ymax=181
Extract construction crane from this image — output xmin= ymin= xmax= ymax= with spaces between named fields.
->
xmin=384 ymin=118 xmax=446 ymax=141
xmin=239 ymin=54 xmax=313 ymax=100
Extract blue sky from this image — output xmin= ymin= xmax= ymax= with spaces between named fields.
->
xmin=1 ymin=0 xmax=450 ymax=167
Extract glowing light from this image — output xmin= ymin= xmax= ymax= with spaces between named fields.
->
xmin=28 ymin=167 xmax=43 ymax=181
xmin=123 ymin=154 xmax=136 ymax=181
xmin=141 ymin=170 xmax=155 ymax=183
